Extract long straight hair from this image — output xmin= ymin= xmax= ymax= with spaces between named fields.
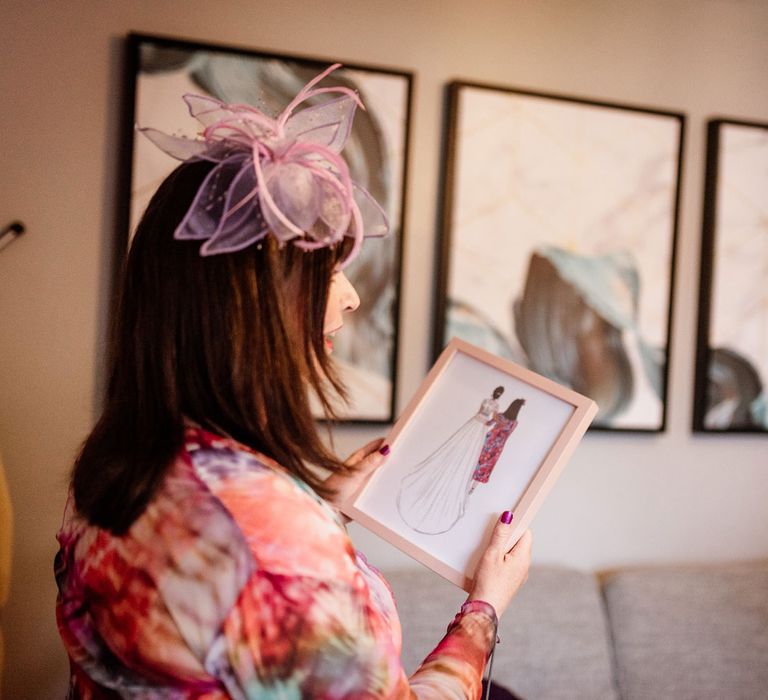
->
xmin=73 ymin=160 xmax=354 ymax=534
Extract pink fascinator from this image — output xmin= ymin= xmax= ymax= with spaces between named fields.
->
xmin=138 ymin=64 xmax=389 ymax=267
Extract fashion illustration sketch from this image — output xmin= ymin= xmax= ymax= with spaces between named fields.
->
xmin=396 ymin=389 xmax=525 ymax=534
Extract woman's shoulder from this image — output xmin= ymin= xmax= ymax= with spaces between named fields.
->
xmin=55 ymin=434 xmax=258 ymax=683
xmin=55 ymin=428 xmax=367 ymax=684
xmin=58 ymin=428 xmax=360 ymax=604
xmin=183 ymin=427 xmax=360 ymax=584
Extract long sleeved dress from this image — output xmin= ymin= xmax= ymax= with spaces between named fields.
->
xmin=55 ymin=426 xmax=496 ymax=698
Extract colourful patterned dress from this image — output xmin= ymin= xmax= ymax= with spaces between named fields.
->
xmin=472 ymin=416 xmax=518 ymax=484
xmin=55 ymin=426 xmax=496 ymax=698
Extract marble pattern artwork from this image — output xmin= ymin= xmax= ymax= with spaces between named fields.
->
xmin=697 ymin=121 xmax=768 ymax=432
xmin=440 ymin=84 xmax=683 ymax=431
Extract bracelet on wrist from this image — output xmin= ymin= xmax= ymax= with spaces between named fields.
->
xmin=447 ymin=599 xmax=499 ymax=641
xmin=448 ymin=600 xmax=500 ymax=700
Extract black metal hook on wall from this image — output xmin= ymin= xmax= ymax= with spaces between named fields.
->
xmin=0 ymin=221 xmax=25 ymax=252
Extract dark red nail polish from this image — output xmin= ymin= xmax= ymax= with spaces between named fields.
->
xmin=500 ymin=510 xmax=513 ymax=524
xmin=379 ymin=444 xmax=390 ymax=456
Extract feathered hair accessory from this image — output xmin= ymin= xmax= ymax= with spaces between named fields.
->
xmin=138 ymin=63 xmax=389 ymax=267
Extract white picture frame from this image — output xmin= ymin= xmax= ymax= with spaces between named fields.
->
xmin=342 ymin=338 xmax=597 ymax=590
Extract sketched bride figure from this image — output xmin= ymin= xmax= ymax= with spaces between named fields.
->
xmin=396 ymin=387 xmax=506 ymax=535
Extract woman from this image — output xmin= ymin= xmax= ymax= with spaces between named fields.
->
xmin=397 ymin=386 xmax=505 ymax=535
xmin=469 ymin=399 xmax=525 ymax=494
xmin=55 ymin=66 xmax=532 ymax=698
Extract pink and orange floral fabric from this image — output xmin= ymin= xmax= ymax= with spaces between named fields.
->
xmin=473 ymin=417 xmax=519 ymax=484
xmin=56 ymin=426 xmax=495 ymax=698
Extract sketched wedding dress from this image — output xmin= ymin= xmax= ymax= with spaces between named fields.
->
xmin=397 ymin=390 xmax=502 ymax=535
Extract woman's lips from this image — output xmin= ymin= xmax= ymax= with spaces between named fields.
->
xmin=324 ymin=327 xmax=341 ymax=354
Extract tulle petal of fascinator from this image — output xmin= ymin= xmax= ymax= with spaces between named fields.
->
xmin=137 ymin=63 xmax=389 ymax=267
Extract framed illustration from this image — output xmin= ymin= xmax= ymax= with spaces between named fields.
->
xmin=435 ymin=82 xmax=685 ymax=432
xmin=120 ymin=33 xmax=413 ymax=423
xmin=343 ymin=338 xmax=597 ymax=590
xmin=693 ymin=119 xmax=768 ymax=433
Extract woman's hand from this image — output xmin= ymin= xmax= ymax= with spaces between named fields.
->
xmin=324 ymin=439 xmax=389 ymax=522
xmin=467 ymin=513 xmax=532 ymax=618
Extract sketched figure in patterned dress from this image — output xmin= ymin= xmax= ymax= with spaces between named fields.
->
xmin=469 ymin=399 xmax=525 ymax=495
xmin=396 ymin=387 xmax=505 ymax=535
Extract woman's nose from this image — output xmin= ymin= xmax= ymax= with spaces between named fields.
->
xmin=337 ymin=272 xmax=360 ymax=312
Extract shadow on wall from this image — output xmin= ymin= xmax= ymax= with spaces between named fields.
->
xmin=1 ymin=453 xmax=12 ymax=687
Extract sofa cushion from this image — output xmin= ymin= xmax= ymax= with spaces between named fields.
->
xmin=603 ymin=561 xmax=768 ymax=700
xmin=383 ymin=567 xmax=465 ymax=675
xmin=384 ymin=565 xmax=619 ymax=700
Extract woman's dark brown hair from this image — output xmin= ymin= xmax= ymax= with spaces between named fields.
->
xmin=73 ymin=160 xmax=354 ymax=534
xmin=502 ymin=398 xmax=525 ymax=421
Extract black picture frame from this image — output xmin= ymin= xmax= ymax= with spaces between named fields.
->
xmin=435 ymin=81 xmax=685 ymax=432
xmin=119 ymin=33 xmax=413 ymax=424
xmin=693 ymin=119 xmax=768 ymax=434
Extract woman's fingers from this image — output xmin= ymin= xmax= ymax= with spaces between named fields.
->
xmin=325 ymin=439 xmax=390 ymax=511
xmin=344 ymin=438 xmax=385 ymax=467
xmin=488 ymin=509 xmax=515 ymax=552
xmin=506 ymin=528 xmax=533 ymax=558
xmin=345 ymin=439 xmax=388 ymax=482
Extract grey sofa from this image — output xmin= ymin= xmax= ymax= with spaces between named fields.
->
xmin=385 ymin=561 xmax=768 ymax=700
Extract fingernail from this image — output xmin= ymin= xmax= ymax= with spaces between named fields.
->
xmin=378 ymin=444 xmax=390 ymax=456
xmin=500 ymin=510 xmax=513 ymax=524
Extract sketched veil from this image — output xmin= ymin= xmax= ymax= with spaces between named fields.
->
xmin=396 ymin=389 xmax=502 ymax=535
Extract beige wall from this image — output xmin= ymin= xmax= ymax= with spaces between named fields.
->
xmin=2 ymin=0 xmax=767 ymax=696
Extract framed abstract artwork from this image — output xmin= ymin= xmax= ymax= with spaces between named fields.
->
xmin=120 ymin=33 xmax=413 ymax=423
xmin=434 ymin=82 xmax=685 ymax=432
xmin=342 ymin=338 xmax=597 ymax=590
xmin=693 ymin=119 xmax=768 ymax=433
